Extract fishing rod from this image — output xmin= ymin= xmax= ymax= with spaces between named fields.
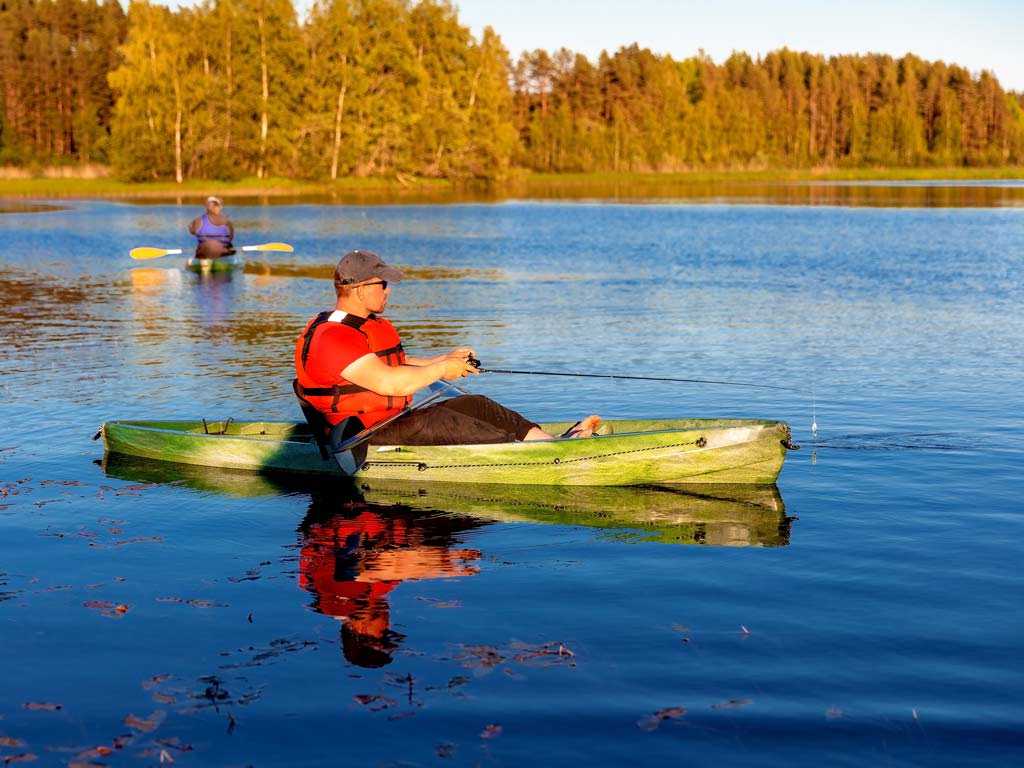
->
xmin=467 ymin=357 xmax=803 ymax=393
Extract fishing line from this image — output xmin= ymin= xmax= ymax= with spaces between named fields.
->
xmin=812 ymin=385 xmax=818 ymax=436
xmin=811 ymin=383 xmax=818 ymax=465
xmin=467 ymin=357 xmax=804 ymax=393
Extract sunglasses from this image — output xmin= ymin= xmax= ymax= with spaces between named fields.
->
xmin=360 ymin=280 xmax=388 ymax=289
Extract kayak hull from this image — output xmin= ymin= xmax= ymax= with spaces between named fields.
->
xmin=186 ymin=254 xmax=241 ymax=273
xmin=100 ymin=418 xmax=793 ymax=486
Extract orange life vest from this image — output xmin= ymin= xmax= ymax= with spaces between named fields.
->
xmin=293 ymin=311 xmax=411 ymax=430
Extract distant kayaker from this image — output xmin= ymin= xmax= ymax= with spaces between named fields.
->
xmin=188 ymin=196 xmax=235 ymax=259
xmin=294 ymin=249 xmax=601 ymax=446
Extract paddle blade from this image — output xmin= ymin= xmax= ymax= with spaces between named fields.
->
xmin=240 ymin=242 xmax=293 ymax=253
xmin=131 ymin=247 xmax=184 ymax=260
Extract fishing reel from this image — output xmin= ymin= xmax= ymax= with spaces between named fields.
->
xmin=467 ymin=355 xmax=482 ymax=369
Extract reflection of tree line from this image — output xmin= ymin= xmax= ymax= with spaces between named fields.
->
xmin=127 ymin=262 xmax=486 ymax=366
xmin=3 ymin=0 xmax=1022 ymax=180
xmin=518 ymin=179 xmax=1024 ymax=208
xmin=129 ymin=266 xmax=243 ymax=342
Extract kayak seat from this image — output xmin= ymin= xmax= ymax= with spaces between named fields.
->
xmin=292 ymin=378 xmax=333 ymax=460
xmin=328 ymin=416 xmax=369 ymax=473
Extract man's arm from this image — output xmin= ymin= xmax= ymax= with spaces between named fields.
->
xmin=342 ymin=353 xmax=477 ymax=397
xmin=404 ymin=346 xmax=476 ymax=367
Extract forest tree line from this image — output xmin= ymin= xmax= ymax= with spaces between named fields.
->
xmin=2 ymin=0 xmax=1023 ymax=181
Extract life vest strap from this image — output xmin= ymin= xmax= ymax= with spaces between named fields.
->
xmin=295 ymin=380 xmax=369 ymax=413
xmin=375 ymin=343 xmax=403 ymax=358
xmin=297 ymin=383 xmax=367 ymax=397
xmin=299 ymin=311 xmax=336 ymax=366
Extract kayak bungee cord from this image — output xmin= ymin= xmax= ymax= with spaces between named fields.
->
xmin=467 ymin=357 xmax=804 ymax=393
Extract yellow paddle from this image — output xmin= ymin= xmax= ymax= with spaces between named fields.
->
xmin=130 ymin=242 xmax=294 ymax=260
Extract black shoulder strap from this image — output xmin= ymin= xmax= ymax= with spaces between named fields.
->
xmin=338 ymin=314 xmax=369 ymax=331
xmin=300 ymin=311 xmax=371 ymax=366
xmin=299 ymin=311 xmax=336 ymax=367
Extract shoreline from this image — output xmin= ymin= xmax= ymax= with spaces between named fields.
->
xmin=1 ymin=167 xmax=1022 ymax=202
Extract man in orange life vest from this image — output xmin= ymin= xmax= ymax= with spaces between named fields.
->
xmin=188 ymin=195 xmax=235 ymax=259
xmin=294 ymin=250 xmax=600 ymax=445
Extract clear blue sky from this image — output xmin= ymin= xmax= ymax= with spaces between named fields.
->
xmin=448 ymin=0 xmax=1024 ymax=91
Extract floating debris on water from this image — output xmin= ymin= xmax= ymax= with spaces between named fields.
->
xmin=711 ymin=699 xmax=753 ymax=709
xmin=22 ymin=702 xmax=62 ymax=711
xmin=479 ymin=723 xmax=502 ymax=739
xmin=636 ymin=706 xmax=686 ymax=732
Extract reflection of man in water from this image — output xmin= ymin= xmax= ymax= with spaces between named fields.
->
xmin=298 ymin=498 xmax=483 ymax=668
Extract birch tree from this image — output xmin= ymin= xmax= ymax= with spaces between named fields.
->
xmin=108 ymin=0 xmax=189 ymax=180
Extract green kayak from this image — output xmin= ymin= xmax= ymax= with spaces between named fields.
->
xmin=186 ymin=254 xmax=242 ymax=274
xmin=100 ymin=454 xmax=792 ymax=547
xmin=100 ymin=416 xmax=794 ymax=486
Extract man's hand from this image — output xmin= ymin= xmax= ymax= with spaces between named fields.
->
xmin=443 ymin=347 xmax=476 ymax=362
xmin=440 ymin=357 xmax=480 ymax=379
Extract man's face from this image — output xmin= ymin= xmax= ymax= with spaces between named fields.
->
xmin=357 ymin=279 xmax=390 ymax=314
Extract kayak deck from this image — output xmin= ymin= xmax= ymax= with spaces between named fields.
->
xmin=100 ymin=418 xmax=793 ymax=486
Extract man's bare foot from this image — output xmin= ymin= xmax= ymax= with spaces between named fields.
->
xmin=560 ymin=415 xmax=601 ymax=438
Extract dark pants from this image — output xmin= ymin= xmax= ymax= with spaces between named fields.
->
xmin=368 ymin=395 xmax=540 ymax=446
xmin=195 ymin=240 xmax=234 ymax=259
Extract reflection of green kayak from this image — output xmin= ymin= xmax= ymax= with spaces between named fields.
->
xmin=100 ymin=454 xmax=791 ymax=547
xmin=358 ymin=479 xmax=791 ymax=547
xmin=100 ymin=417 xmax=793 ymax=486
xmin=186 ymin=254 xmax=242 ymax=273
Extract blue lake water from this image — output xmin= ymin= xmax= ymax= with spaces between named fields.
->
xmin=1 ymin=190 xmax=1022 ymax=766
